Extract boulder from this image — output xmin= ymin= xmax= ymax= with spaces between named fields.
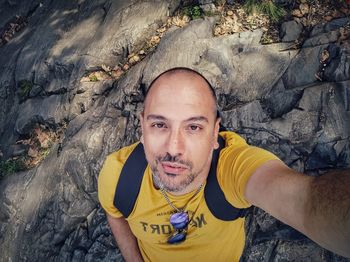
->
xmin=280 ymin=20 xmax=303 ymax=42
xmin=0 ymin=1 xmax=349 ymax=261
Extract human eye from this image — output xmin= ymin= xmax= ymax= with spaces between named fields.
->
xmin=151 ymin=122 xmax=167 ymax=129
xmin=187 ymin=124 xmax=202 ymax=132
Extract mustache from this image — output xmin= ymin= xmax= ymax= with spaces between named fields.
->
xmin=156 ymin=153 xmax=192 ymax=167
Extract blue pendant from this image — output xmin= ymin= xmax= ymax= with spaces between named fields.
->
xmin=169 ymin=212 xmax=189 ymax=230
xmin=167 ymin=230 xmax=187 ymax=244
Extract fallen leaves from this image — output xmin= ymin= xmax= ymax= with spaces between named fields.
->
xmin=320 ymin=49 xmax=330 ymax=64
xmin=213 ymin=4 xmax=271 ymax=38
xmin=299 ymin=3 xmax=310 ymax=16
xmin=149 ymin=35 xmax=161 ymax=46
xmin=34 ymin=127 xmax=51 ymax=149
xmin=0 ymin=15 xmax=28 ymax=47
xmin=80 ymin=71 xmax=111 ymax=82
xmin=291 ymin=9 xmax=303 ymax=18
xmin=291 ymin=0 xmax=350 ymax=27
xmin=169 ymin=15 xmax=191 ymax=28
xmin=128 ymin=54 xmax=140 ymax=65
xmin=13 ymin=124 xmax=65 ymax=169
xmin=80 ymin=13 xmax=192 ymax=83
xmin=315 ymin=48 xmax=330 ymax=80
xmin=110 ymin=66 xmax=124 ymax=78
xmin=79 ymin=0 xmax=350 ymax=82
xmin=27 ymin=147 xmax=39 ymax=158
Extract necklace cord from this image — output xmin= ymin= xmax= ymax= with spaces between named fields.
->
xmin=160 ymin=184 xmax=203 ymax=213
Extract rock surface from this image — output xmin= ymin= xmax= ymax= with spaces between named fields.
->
xmin=280 ymin=20 xmax=303 ymax=42
xmin=0 ymin=1 xmax=349 ymax=261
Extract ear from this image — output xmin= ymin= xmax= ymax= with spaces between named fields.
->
xmin=213 ymin=117 xmax=221 ymax=149
xmin=139 ymin=112 xmax=144 ymax=144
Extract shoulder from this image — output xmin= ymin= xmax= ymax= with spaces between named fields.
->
xmin=105 ymin=142 xmax=140 ymax=167
xmin=217 ymin=131 xmax=281 ymax=208
xmin=219 ymin=131 xmax=278 ymax=163
xmin=98 ymin=142 xmax=139 ymax=217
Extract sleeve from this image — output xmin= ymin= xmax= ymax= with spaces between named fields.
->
xmin=98 ymin=152 xmax=124 ymax=218
xmin=218 ymin=144 xmax=281 ymax=209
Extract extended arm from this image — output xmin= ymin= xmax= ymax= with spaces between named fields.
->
xmin=107 ymin=214 xmax=144 ymax=262
xmin=245 ymin=160 xmax=350 ymax=258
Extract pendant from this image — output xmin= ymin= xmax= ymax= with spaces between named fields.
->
xmin=167 ymin=230 xmax=187 ymax=244
xmin=169 ymin=211 xmax=189 ymax=230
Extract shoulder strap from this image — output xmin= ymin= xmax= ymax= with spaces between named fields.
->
xmin=114 ymin=136 xmax=249 ymax=220
xmin=114 ymin=143 xmax=148 ymax=218
xmin=204 ymin=136 xmax=249 ymax=221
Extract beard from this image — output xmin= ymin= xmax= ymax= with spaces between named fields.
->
xmin=150 ymin=153 xmax=198 ymax=193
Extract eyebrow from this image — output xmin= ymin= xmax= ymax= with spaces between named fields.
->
xmin=185 ymin=116 xmax=209 ymax=123
xmin=146 ymin=114 xmax=209 ymax=123
xmin=146 ymin=115 xmax=167 ymax=121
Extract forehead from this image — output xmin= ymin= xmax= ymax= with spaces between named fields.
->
xmin=144 ymin=72 xmax=215 ymax=112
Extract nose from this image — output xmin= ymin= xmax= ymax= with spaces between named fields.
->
xmin=166 ymin=128 xmax=185 ymax=156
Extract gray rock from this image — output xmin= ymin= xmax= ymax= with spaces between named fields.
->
xmin=200 ymin=3 xmax=217 ymax=13
xmin=282 ymin=44 xmax=327 ymax=88
xmin=28 ymin=84 xmax=43 ymax=97
xmin=303 ymin=30 xmax=339 ymax=48
xmin=310 ymin=17 xmax=350 ymax=37
xmin=280 ymin=20 xmax=303 ymax=42
xmin=15 ymin=95 xmax=67 ymax=135
xmin=8 ymin=144 xmax=29 ymax=157
xmin=260 ymin=80 xmax=304 ymax=119
xmin=0 ymin=0 xmax=180 ymax=157
xmin=323 ymin=47 xmax=350 ymax=82
xmin=0 ymin=1 xmax=350 ymax=262
xmin=324 ymin=17 xmax=350 ymax=33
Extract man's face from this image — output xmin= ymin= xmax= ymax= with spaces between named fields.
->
xmin=140 ymin=72 xmax=220 ymax=193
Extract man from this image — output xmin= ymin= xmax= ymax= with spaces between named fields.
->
xmin=98 ymin=67 xmax=350 ymax=261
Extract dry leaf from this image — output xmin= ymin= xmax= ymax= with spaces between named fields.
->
xmin=292 ymin=9 xmax=303 ymax=18
xmin=128 ymin=55 xmax=140 ymax=65
xmin=149 ymin=35 xmax=161 ymax=45
xmin=80 ymin=76 xmax=91 ymax=82
xmin=97 ymin=71 xmax=111 ymax=80
xmin=315 ymin=73 xmax=323 ymax=81
xmin=213 ymin=26 xmax=222 ymax=36
xmin=34 ymin=128 xmax=50 ymax=148
xmin=157 ymin=27 xmax=166 ymax=33
xmin=299 ymin=3 xmax=309 ymax=15
xmin=227 ymin=10 xmax=234 ymax=16
xmin=324 ymin=16 xmax=333 ymax=22
xmin=320 ymin=50 xmax=330 ymax=63
xmin=101 ymin=64 xmax=111 ymax=72
xmin=28 ymin=147 xmax=39 ymax=158
xmin=111 ymin=69 xmax=123 ymax=79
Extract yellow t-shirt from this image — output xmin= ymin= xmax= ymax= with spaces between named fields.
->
xmin=98 ymin=131 xmax=280 ymax=261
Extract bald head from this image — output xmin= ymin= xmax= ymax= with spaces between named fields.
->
xmin=144 ymin=68 xmax=219 ymax=119
xmin=140 ymin=68 xmax=221 ymax=193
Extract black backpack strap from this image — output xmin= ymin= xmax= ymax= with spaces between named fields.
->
xmin=113 ymin=142 xmax=148 ymax=218
xmin=219 ymin=123 xmax=227 ymax=132
xmin=204 ymin=135 xmax=249 ymax=221
xmin=114 ymin=135 xmax=249 ymax=220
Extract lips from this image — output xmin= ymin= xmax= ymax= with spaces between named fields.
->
xmin=161 ymin=162 xmax=188 ymax=175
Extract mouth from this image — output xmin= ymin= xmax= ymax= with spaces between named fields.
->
xmin=161 ymin=162 xmax=189 ymax=175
